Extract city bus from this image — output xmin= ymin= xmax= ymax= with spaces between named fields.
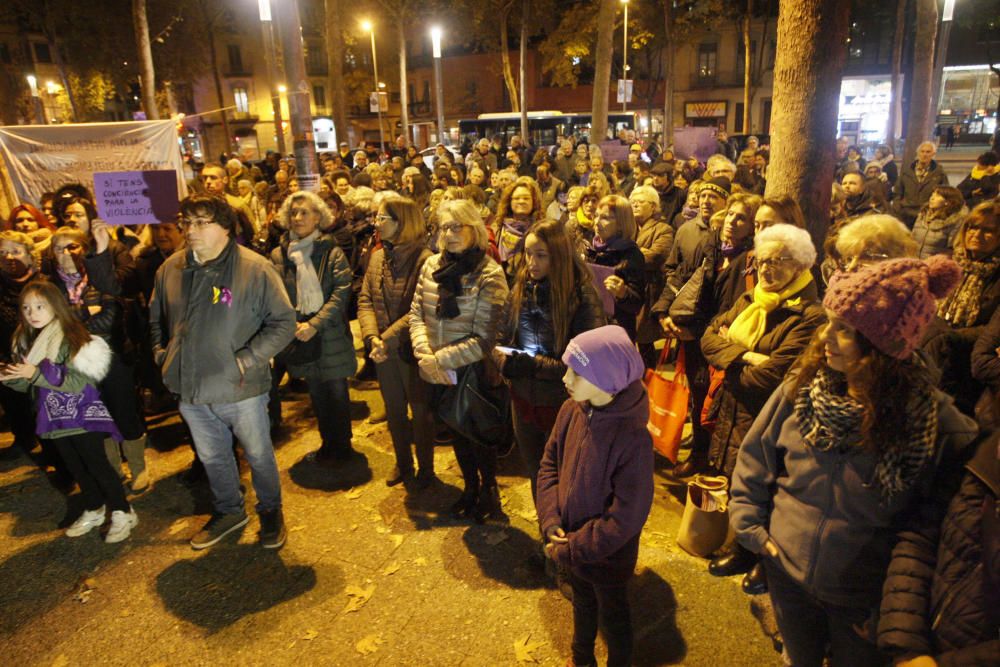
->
xmin=457 ymin=111 xmax=637 ymax=150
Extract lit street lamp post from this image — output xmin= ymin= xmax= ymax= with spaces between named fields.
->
xmin=621 ymin=0 xmax=629 ymax=114
xmin=362 ymin=20 xmax=386 ymax=156
xmin=26 ymin=75 xmax=45 ymax=124
xmin=258 ymin=0 xmax=287 ymax=155
xmin=430 ymin=26 xmax=446 ymax=145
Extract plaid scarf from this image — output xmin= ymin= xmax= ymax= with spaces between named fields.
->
xmin=937 ymin=247 xmax=999 ymax=328
xmin=795 ymin=366 xmax=939 ymax=504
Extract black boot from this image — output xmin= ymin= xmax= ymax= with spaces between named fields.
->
xmin=709 ymin=543 xmax=757 ymax=577
xmin=742 ymin=562 xmax=768 ymax=595
xmin=450 ymin=488 xmax=478 ymax=519
xmin=473 ymin=484 xmax=507 ymax=524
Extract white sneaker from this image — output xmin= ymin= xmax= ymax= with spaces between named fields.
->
xmin=104 ymin=509 xmax=138 ymax=543
xmin=65 ymin=506 xmax=106 ymax=537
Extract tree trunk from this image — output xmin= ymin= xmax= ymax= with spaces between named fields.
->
xmin=903 ymin=0 xmax=938 ymax=163
xmin=519 ymin=0 xmax=528 ymax=141
xmin=662 ymin=0 xmax=674 ymax=147
xmin=765 ymin=0 xmax=850 ymax=258
xmin=40 ymin=3 xmax=78 ymax=122
xmin=274 ymin=0 xmax=319 ymax=178
xmin=500 ymin=6 xmax=519 ymax=112
xmin=397 ymin=21 xmax=409 ymax=147
xmin=886 ymin=0 xmax=907 ymax=147
xmin=200 ymin=2 xmax=231 ymax=157
xmin=742 ymin=0 xmax=752 ymax=133
xmin=132 ymin=0 xmax=159 ymax=120
xmin=590 ymin=0 xmax=616 ymax=144
xmin=325 ymin=0 xmax=349 ymax=147
xmin=0 ymin=70 xmax=17 ymax=125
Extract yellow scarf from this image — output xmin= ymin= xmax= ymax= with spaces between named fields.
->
xmin=576 ymin=206 xmax=595 ymax=230
xmin=727 ymin=270 xmax=814 ymax=351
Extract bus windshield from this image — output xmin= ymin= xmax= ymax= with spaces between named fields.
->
xmin=457 ymin=112 xmax=636 ymax=150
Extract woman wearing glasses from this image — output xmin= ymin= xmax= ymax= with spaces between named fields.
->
xmin=358 ymin=196 xmax=434 ymax=489
xmin=270 ymin=191 xmax=357 ymax=463
xmin=409 ymin=200 xmax=509 ymax=522
xmin=700 ymin=224 xmax=826 ymax=591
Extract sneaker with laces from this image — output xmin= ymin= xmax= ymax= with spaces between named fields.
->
xmin=65 ymin=506 xmax=106 ymax=537
xmin=259 ymin=509 xmax=286 ymax=549
xmin=105 ymin=508 xmax=139 ymax=543
xmin=189 ymin=512 xmax=249 ymax=550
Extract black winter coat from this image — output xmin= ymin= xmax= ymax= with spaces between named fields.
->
xmin=497 ymin=278 xmax=606 ymax=407
xmin=878 ymin=433 xmax=1000 ymax=666
xmin=586 ymin=238 xmax=645 ymax=341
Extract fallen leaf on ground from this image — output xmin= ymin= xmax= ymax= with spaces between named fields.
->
xmin=390 ymin=534 xmax=404 ymax=548
xmin=301 ymin=629 xmax=319 ymax=641
xmin=73 ymin=577 xmax=97 ymax=603
xmin=513 ymin=633 xmax=546 ymax=663
xmin=167 ymin=519 xmax=189 ymax=535
xmin=412 ymin=557 xmax=428 ymax=567
xmin=343 ymin=584 xmax=375 ymax=613
xmin=382 ymin=561 xmax=401 ymax=576
xmin=375 ymin=525 xmax=389 ymax=534
xmin=345 ymin=487 xmax=364 ymax=499
xmin=485 ymin=530 xmax=510 ymax=546
xmin=355 ymin=634 xmax=384 ymax=655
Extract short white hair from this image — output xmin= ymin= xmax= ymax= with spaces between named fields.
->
xmin=755 ymin=223 xmax=816 ymax=268
xmin=706 ymin=154 xmax=736 ymax=177
xmin=277 ymin=190 xmax=334 ymax=231
xmin=918 ymin=141 xmax=937 ymax=153
xmin=629 ymin=185 xmax=661 ymax=212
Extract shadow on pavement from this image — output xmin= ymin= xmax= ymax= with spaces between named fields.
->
xmin=155 ymin=543 xmax=323 ymax=633
xmin=631 ymin=568 xmax=686 ymax=666
xmin=380 ymin=479 xmax=464 ymax=531
xmin=0 ymin=534 xmax=115 ymax=636
xmin=448 ymin=524 xmax=551 ymax=590
xmin=287 ymin=451 xmax=373 ymax=492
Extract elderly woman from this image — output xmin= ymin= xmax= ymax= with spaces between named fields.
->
xmin=0 ymin=231 xmax=45 ymax=460
xmin=700 ymin=225 xmax=826 ymax=590
xmin=586 ymin=195 xmax=645 ymax=341
xmin=911 ymin=185 xmax=967 ymax=259
xmin=270 ymin=191 xmax=356 ymax=463
xmin=358 ymin=196 xmax=434 ymax=488
xmin=409 ymin=200 xmax=509 ymax=522
xmin=629 ymin=185 xmax=676 ymax=367
xmin=495 ymin=176 xmax=545 ymax=276
xmin=925 ymin=201 xmax=1000 ymax=416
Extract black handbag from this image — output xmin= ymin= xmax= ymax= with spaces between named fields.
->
xmin=668 ymin=257 xmax=710 ymax=326
xmin=278 ymin=243 xmax=330 ymax=366
xmin=437 ymin=356 xmax=513 ymax=450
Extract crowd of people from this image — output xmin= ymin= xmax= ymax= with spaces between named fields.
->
xmin=1 ymin=126 xmax=998 ymax=666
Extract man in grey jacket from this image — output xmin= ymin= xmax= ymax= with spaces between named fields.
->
xmin=150 ymin=195 xmax=296 ymax=550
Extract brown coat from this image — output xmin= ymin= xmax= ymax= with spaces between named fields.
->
xmin=357 ymin=241 xmax=432 ymax=359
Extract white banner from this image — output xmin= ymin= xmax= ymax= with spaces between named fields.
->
xmin=0 ymin=120 xmax=187 ymax=207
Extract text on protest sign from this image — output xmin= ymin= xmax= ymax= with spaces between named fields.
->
xmin=93 ymin=170 xmax=180 ymax=225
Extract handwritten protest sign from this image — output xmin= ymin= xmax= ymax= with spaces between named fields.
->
xmin=587 ymin=262 xmax=617 ymax=316
xmin=93 ymin=170 xmax=179 ymax=225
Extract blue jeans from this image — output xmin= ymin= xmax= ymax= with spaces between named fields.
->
xmin=180 ymin=394 xmax=281 ymax=515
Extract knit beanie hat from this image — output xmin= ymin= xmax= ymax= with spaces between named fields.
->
xmin=562 ymin=325 xmax=645 ymax=395
xmin=699 ymin=177 xmax=731 ymax=200
xmin=823 ymin=255 xmax=962 ymax=359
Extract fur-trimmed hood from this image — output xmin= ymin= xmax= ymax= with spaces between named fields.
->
xmin=68 ymin=336 xmax=112 ymax=382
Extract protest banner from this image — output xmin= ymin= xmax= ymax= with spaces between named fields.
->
xmin=673 ymin=127 xmax=720 ymax=163
xmin=0 ymin=120 xmax=186 ymax=209
xmin=93 ymin=170 xmax=180 ymax=225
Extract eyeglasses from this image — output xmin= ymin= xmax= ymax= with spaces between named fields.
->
xmin=440 ymin=223 xmax=466 ymax=235
xmin=836 ymin=251 xmax=890 ymax=272
xmin=178 ymin=216 xmax=216 ymax=232
xmin=965 ymin=224 xmax=998 ymax=237
xmin=757 ymin=256 xmax=796 ymax=270
xmin=375 ymin=214 xmax=395 ymax=224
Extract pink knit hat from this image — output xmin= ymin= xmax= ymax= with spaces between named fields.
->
xmin=823 ymin=255 xmax=962 ymax=359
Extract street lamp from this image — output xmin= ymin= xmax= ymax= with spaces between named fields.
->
xmin=362 ymin=19 xmax=386 ymax=156
xmin=26 ymin=74 xmax=45 ymax=124
xmin=621 ymin=0 xmax=629 ymax=114
xmin=258 ymin=0 xmax=287 ymax=154
xmin=430 ymin=26 xmax=447 ymax=145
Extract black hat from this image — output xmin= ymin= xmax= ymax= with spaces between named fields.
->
xmin=650 ymin=161 xmax=674 ymax=176
xmin=699 ymin=177 xmax=732 ymax=199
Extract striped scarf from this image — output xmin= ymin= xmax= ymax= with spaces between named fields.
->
xmin=795 ymin=366 xmax=938 ymax=504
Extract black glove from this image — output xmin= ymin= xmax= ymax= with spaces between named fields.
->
xmin=501 ymin=351 xmax=535 ymax=379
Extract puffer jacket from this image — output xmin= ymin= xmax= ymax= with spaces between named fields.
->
xmin=270 ymin=233 xmax=356 ymax=380
xmin=878 ymin=433 xmax=999 ymax=666
xmin=151 ymin=239 xmax=296 ymax=404
xmin=586 ymin=237 xmax=645 ymax=341
xmin=635 ymin=216 xmax=675 ymax=344
xmin=409 ymin=251 xmax=508 ymax=373
xmin=358 ymin=240 xmax=432 ymax=360
xmin=912 ymin=205 xmax=967 ymax=259
xmin=497 ymin=278 xmax=606 ymax=407
xmin=700 ymin=281 xmax=826 ymax=476
xmin=730 ymin=378 xmax=979 ymax=608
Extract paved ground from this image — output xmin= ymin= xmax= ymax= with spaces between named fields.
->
xmin=0 ymin=378 xmax=782 ymax=667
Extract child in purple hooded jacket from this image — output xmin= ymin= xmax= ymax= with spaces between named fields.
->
xmin=537 ymin=325 xmax=654 ymax=667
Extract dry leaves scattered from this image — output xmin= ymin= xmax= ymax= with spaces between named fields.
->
xmin=343 ymin=584 xmax=375 ymax=613
xmin=355 ymin=633 xmax=384 ymax=655
xmin=513 ymin=633 xmax=547 ymax=663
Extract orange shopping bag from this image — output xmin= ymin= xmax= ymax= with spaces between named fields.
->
xmin=643 ymin=341 xmax=689 ymax=463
